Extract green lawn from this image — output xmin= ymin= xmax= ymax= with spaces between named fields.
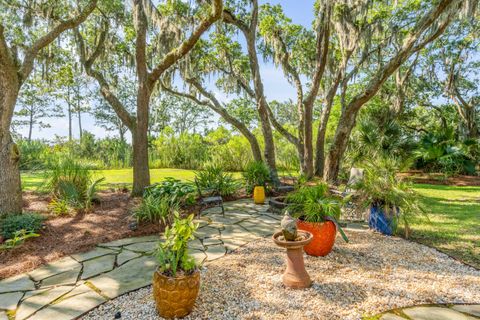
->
xmin=21 ymin=170 xmax=479 ymax=268
xmin=407 ymin=184 xmax=480 ymax=269
xmin=21 ymin=168 xmax=241 ymax=191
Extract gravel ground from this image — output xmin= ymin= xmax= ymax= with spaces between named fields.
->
xmin=82 ymin=230 xmax=480 ymax=320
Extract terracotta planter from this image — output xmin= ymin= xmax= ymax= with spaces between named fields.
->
xmin=253 ymin=186 xmax=265 ymax=204
xmin=297 ymin=220 xmax=336 ymax=257
xmin=152 ymin=268 xmax=200 ymax=319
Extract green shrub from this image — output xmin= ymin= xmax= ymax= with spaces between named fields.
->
xmin=156 ymin=213 xmax=198 ymax=276
xmin=242 ymin=161 xmax=271 ymax=194
xmin=44 ymin=159 xmax=105 ymax=212
xmin=1 ymin=213 xmax=44 ymax=239
xmin=195 ymin=165 xmax=240 ymax=197
xmin=0 ymin=230 xmax=40 ymax=250
xmin=145 ymin=178 xmax=195 ymax=205
xmin=133 ymin=196 xmax=177 ymax=224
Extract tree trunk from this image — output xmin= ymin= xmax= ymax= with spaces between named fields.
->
xmin=131 ymin=83 xmax=150 ymax=196
xmin=78 ymin=108 xmax=83 ymax=139
xmin=324 ymin=105 xmax=358 ymax=182
xmin=67 ymin=88 xmax=72 ymax=141
xmin=0 ymin=78 xmax=22 ymax=216
xmin=303 ymin=103 xmax=314 ymax=178
xmin=28 ymin=107 xmax=33 ymax=141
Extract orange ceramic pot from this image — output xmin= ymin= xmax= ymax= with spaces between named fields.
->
xmin=296 ymin=220 xmax=336 ymax=257
xmin=152 ymin=268 xmax=200 ymax=319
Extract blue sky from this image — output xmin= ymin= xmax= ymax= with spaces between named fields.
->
xmin=17 ymin=1 xmax=316 ymax=141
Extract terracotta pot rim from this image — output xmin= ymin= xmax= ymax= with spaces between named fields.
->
xmin=154 ymin=267 xmax=200 ymax=280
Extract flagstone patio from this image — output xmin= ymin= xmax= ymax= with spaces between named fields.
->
xmin=1 ymin=199 xmax=478 ymax=320
xmin=0 ymin=199 xmax=279 ymax=320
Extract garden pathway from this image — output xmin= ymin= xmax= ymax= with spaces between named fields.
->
xmin=0 ymin=199 xmax=278 ymax=320
xmin=0 ymin=199 xmax=478 ymax=320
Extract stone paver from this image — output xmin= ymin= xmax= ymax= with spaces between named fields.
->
xmin=98 ymin=235 xmax=159 ymax=248
xmin=71 ymin=247 xmax=117 ymax=262
xmin=116 ymin=250 xmax=142 ymax=266
xmin=88 ymin=255 xmax=157 ymax=299
xmin=0 ymin=291 xmax=23 ymax=310
xmin=28 ymin=257 xmax=81 ymax=282
xmin=40 ymin=266 xmax=81 ymax=287
xmin=28 ymin=285 xmax=106 ymax=320
xmin=205 ymin=244 xmax=227 ymax=261
xmin=123 ymin=241 xmax=158 ymax=253
xmin=81 ymin=255 xmax=116 ymax=280
xmin=403 ymin=306 xmax=478 ymax=320
xmin=452 ymin=305 xmax=480 ymax=317
xmin=15 ymin=286 xmax=73 ymax=320
xmin=0 ymin=311 xmax=7 ymax=320
xmin=380 ymin=313 xmax=407 ymax=320
xmin=0 ymin=273 xmax=35 ymax=293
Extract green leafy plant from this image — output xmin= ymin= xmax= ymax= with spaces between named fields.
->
xmin=1 ymin=213 xmax=44 ymax=239
xmin=354 ymin=160 xmax=425 ymax=237
xmin=145 ymin=177 xmax=195 ymax=205
xmin=286 ymin=184 xmax=348 ymax=242
xmin=156 ymin=213 xmax=198 ymax=277
xmin=242 ymin=161 xmax=271 ymax=194
xmin=44 ymin=159 xmax=105 ymax=213
xmin=0 ymin=229 xmax=40 ymax=250
xmin=133 ymin=196 xmax=178 ymax=224
xmin=195 ymin=165 xmax=239 ymax=197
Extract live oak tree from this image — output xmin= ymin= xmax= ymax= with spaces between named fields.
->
xmin=323 ymin=0 xmax=478 ymax=182
xmin=0 ymin=0 xmax=97 ymax=215
xmin=75 ymin=0 xmax=223 ymax=196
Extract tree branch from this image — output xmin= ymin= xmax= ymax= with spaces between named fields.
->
xmin=20 ymin=0 xmax=97 ymax=81
xmin=148 ymin=0 xmax=223 ymax=88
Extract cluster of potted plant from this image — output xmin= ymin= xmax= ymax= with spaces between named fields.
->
xmin=152 ymin=213 xmax=200 ymax=319
xmin=353 ymin=163 xmax=424 ymax=237
xmin=285 ymin=183 xmax=349 ymax=256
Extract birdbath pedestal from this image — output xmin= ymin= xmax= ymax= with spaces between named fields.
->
xmin=272 ymin=230 xmax=313 ymax=289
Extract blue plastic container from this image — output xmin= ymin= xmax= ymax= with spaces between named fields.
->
xmin=368 ymin=205 xmax=399 ymax=236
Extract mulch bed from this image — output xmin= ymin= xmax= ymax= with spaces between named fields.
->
xmin=0 ymin=191 xmax=163 ymax=280
xmin=398 ymin=171 xmax=480 ymax=186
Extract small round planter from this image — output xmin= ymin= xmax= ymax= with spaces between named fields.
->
xmin=369 ymin=205 xmax=399 ymax=236
xmin=253 ymin=186 xmax=266 ymax=204
xmin=152 ymin=268 xmax=200 ymax=319
xmin=268 ymin=196 xmax=288 ymax=214
xmin=297 ymin=220 xmax=336 ymax=257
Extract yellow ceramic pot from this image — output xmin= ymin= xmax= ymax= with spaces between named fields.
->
xmin=253 ymin=186 xmax=265 ymax=204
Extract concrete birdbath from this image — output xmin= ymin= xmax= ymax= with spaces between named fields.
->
xmin=272 ymin=212 xmax=313 ymax=289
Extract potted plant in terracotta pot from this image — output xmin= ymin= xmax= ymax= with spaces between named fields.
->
xmin=353 ymin=162 xmax=424 ymax=237
xmin=286 ymin=183 xmax=349 ymax=257
xmin=153 ymin=213 xmax=200 ymax=319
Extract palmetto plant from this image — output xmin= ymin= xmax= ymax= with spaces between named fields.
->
xmin=44 ymin=159 xmax=105 ymax=213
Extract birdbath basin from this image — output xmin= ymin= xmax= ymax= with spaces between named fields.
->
xmin=272 ymin=230 xmax=313 ymax=289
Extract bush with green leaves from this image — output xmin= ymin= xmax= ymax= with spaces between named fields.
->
xmin=156 ymin=213 xmax=198 ymax=277
xmin=0 ymin=230 xmax=40 ymax=250
xmin=1 ymin=213 xmax=44 ymax=239
xmin=242 ymin=161 xmax=271 ymax=194
xmin=133 ymin=196 xmax=178 ymax=225
xmin=195 ymin=165 xmax=240 ymax=197
xmin=354 ymin=159 xmax=425 ymax=236
xmin=44 ymin=159 xmax=105 ymax=213
xmin=145 ymin=178 xmax=195 ymax=206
